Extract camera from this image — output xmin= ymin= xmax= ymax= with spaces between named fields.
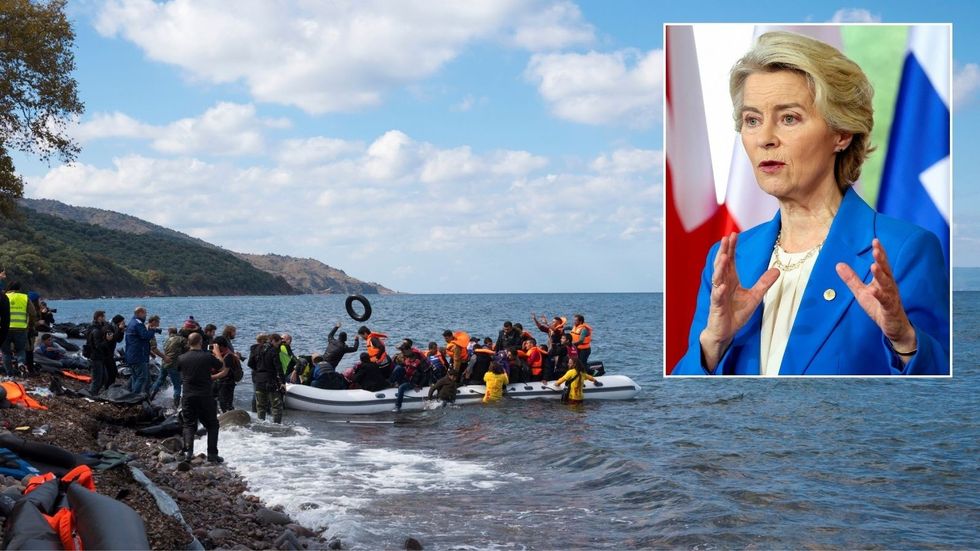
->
xmin=49 ymin=308 xmax=57 ymax=313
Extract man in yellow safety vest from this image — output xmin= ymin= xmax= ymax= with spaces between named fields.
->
xmin=3 ymin=281 xmax=37 ymax=377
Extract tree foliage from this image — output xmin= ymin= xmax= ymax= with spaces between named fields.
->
xmin=0 ymin=0 xmax=82 ymax=214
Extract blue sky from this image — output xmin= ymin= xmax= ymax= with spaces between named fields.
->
xmin=12 ymin=1 xmax=980 ymax=292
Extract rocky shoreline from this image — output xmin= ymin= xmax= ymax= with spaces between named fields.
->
xmin=1 ymin=373 xmax=339 ymax=550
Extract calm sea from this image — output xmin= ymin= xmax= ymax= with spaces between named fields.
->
xmin=46 ymin=293 xmax=979 ymax=550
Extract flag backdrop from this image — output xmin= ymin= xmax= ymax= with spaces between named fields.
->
xmin=665 ymin=24 xmax=951 ymax=374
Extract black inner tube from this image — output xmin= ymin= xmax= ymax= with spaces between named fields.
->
xmin=345 ymin=294 xmax=372 ymax=322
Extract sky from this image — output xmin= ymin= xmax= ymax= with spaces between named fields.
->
xmin=10 ymin=1 xmax=980 ymax=293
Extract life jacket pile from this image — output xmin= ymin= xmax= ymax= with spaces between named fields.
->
xmin=4 ymin=464 xmax=150 ymax=550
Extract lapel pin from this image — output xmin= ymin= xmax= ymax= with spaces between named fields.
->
xmin=823 ymin=288 xmax=836 ymax=301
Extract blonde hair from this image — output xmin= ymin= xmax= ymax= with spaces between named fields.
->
xmin=730 ymin=31 xmax=875 ymax=189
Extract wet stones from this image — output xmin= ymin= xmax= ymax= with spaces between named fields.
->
xmin=257 ymin=506 xmax=292 ymax=525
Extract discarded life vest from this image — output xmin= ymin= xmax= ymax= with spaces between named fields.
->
xmin=10 ymin=464 xmax=149 ymax=551
xmin=0 ymin=381 xmax=48 ymax=410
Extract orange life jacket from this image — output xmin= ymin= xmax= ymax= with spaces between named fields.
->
xmin=448 ymin=331 xmax=470 ymax=364
xmin=520 ymin=347 xmax=543 ymax=376
xmin=24 ymin=465 xmax=96 ymax=551
xmin=0 ymin=381 xmax=47 ymax=410
xmin=571 ymin=323 xmax=592 ymax=349
xmin=366 ymin=332 xmax=389 ymax=363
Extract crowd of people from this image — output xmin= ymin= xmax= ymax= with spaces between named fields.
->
xmin=2 ymin=265 xmax=600 ymax=461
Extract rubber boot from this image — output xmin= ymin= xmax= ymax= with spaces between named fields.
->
xmin=273 ymin=414 xmax=282 ymax=424
xmin=173 ymin=396 xmax=180 ymax=409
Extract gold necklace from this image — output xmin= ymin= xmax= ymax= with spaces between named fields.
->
xmin=772 ymin=232 xmax=823 ymax=272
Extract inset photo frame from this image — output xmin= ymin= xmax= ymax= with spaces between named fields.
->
xmin=664 ymin=23 xmax=952 ymax=377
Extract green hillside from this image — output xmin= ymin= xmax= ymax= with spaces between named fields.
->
xmin=0 ymin=208 xmax=297 ymax=298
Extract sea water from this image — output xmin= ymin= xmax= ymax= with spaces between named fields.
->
xmin=47 ymin=293 xmax=979 ymax=549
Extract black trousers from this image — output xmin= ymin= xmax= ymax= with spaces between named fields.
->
xmin=181 ymin=394 xmax=219 ymax=457
xmin=216 ymin=382 xmax=235 ymax=413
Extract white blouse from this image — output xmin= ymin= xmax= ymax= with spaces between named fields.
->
xmin=760 ymin=245 xmax=821 ymax=376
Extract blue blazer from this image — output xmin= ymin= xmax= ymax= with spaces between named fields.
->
xmin=673 ymin=188 xmax=949 ymax=375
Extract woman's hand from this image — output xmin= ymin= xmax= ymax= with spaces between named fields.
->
xmin=836 ymin=239 xmax=916 ymax=362
xmin=700 ymin=233 xmax=781 ymax=372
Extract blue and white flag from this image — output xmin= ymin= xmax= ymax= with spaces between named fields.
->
xmin=877 ymin=25 xmax=951 ymax=267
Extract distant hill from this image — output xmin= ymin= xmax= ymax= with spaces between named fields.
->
xmin=0 ymin=208 xmax=295 ymax=298
xmin=15 ymin=198 xmax=395 ymax=296
xmin=234 ymin=253 xmax=394 ymax=295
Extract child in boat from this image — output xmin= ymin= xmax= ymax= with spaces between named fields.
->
xmin=483 ymin=362 xmax=508 ymax=403
xmin=546 ymin=357 xmax=596 ymax=404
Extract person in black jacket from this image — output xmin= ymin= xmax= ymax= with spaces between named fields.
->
xmin=87 ymin=311 xmax=117 ymax=395
xmin=253 ymin=333 xmax=286 ymax=423
xmin=495 ymin=321 xmax=521 ymax=353
xmin=352 ymin=353 xmax=387 ymax=392
xmin=323 ymin=322 xmax=359 ymax=368
xmin=176 ymin=332 xmax=225 ymax=463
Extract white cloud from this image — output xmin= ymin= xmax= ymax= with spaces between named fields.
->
xmin=277 ymin=137 xmax=365 ymax=166
xmin=74 ymin=102 xmax=289 ymax=156
xmin=94 ymin=0 xmax=593 ymax=114
xmin=953 ymin=63 xmax=980 ymax=108
xmin=508 ymin=1 xmax=594 ymax=51
xmin=525 ymin=49 xmax=663 ymax=128
xmin=829 ymin=8 xmax=881 ymax=22
xmin=26 ymin=135 xmax=659 ymax=290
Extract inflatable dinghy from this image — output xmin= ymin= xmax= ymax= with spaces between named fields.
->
xmin=285 ymin=375 xmax=641 ymax=414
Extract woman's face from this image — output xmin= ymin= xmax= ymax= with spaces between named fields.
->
xmin=739 ymin=70 xmax=848 ymax=202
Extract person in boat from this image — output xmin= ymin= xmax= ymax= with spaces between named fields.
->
xmin=311 ymin=355 xmax=349 ymax=390
xmin=352 ymin=352 xmax=387 ymax=392
xmin=278 ymin=333 xmax=298 ymax=379
xmin=482 ymin=362 xmax=509 ymax=403
xmin=322 ymin=322 xmax=359 ymax=370
xmin=547 ymin=357 xmax=597 ymax=405
xmin=357 ymin=325 xmax=393 ymax=379
xmin=673 ymin=32 xmax=949 ymax=375
xmin=394 ymin=342 xmax=435 ymax=412
xmin=176 ymin=332 xmax=225 ymax=463
xmin=463 ymin=337 xmax=494 ymax=384
xmin=514 ymin=323 xmax=533 ymax=348
xmin=391 ymin=339 xmax=426 ymax=385
xmin=531 ymin=313 xmax=565 ymax=348
xmin=505 ymin=349 xmax=528 ymax=383
xmin=442 ymin=330 xmax=469 ymax=373
xmin=495 ymin=321 xmax=521 ymax=353
xmin=560 ymin=332 xmax=579 ymax=363
xmin=288 ymin=356 xmax=313 ymax=385
xmin=569 ymin=314 xmax=593 ymax=365
xmin=428 ymin=370 xmax=458 ymax=405
xmin=150 ymin=327 xmax=187 ymax=408
xmin=425 ymin=341 xmax=448 ymax=381
xmin=518 ymin=338 xmax=544 ymax=381
xmin=254 ymin=333 xmax=287 ymax=423
xmin=212 ymin=336 xmax=239 ymax=413
xmin=34 ymin=333 xmax=87 ymax=371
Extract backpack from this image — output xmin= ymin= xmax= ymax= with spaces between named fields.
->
xmin=82 ymin=327 xmax=99 ymax=359
xmin=229 ymin=355 xmax=244 ymax=383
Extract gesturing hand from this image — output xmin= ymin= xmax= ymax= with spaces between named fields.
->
xmin=700 ymin=233 xmax=781 ymax=371
xmin=836 ymin=239 xmax=916 ymax=359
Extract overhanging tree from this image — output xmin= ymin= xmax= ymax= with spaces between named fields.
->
xmin=0 ymin=0 xmax=83 ymax=214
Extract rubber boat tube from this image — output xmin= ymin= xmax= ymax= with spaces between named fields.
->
xmin=68 ymin=483 xmax=150 ymax=550
xmin=285 ymin=374 xmax=641 ymax=415
xmin=345 ymin=294 xmax=372 ymax=322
